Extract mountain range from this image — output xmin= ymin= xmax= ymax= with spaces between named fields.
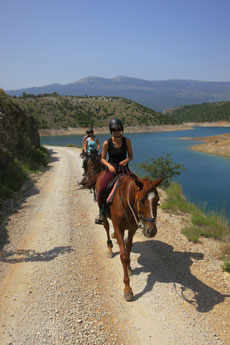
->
xmin=6 ymin=76 xmax=230 ymax=111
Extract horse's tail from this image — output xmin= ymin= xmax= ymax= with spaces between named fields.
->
xmin=79 ymin=172 xmax=101 ymax=190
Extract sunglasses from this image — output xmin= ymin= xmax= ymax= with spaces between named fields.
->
xmin=112 ymin=128 xmax=122 ymax=132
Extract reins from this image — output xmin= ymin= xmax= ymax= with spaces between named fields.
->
xmin=118 ymin=176 xmax=138 ymax=230
xmin=127 ymin=181 xmax=140 ymax=227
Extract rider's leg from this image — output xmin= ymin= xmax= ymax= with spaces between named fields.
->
xmin=82 ymin=156 xmax=88 ymax=176
xmin=95 ymin=170 xmax=115 ymax=224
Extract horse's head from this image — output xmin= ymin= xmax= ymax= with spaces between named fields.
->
xmin=89 ymin=149 xmax=99 ymax=161
xmin=134 ymin=177 xmax=163 ymax=238
xmin=87 ymin=150 xmax=103 ymax=175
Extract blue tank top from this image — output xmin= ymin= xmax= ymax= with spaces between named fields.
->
xmin=87 ymin=137 xmax=97 ymax=153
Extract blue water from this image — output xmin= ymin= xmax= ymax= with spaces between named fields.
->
xmin=41 ymin=127 xmax=230 ymax=218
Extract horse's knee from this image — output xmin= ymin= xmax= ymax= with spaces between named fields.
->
xmin=120 ymin=253 xmax=128 ymax=266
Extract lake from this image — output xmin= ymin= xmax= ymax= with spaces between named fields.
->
xmin=41 ymin=127 xmax=230 ymax=219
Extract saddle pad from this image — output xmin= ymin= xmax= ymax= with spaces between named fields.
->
xmin=106 ymin=179 xmax=120 ymax=204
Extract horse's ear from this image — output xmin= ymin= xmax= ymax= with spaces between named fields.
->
xmin=153 ymin=178 xmax=163 ymax=187
xmin=135 ymin=178 xmax=143 ymax=190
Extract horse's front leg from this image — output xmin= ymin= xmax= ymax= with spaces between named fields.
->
xmin=103 ymin=218 xmax=113 ymax=258
xmin=115 ymin=226 xmax=133 ymax=301
xmin=125 ymin=230 xmax=135 ymax=277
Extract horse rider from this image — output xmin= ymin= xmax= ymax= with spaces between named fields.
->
xmin=95 ymin=118 xmax=133 ymax=224
xmin=83 ymin=128 xmax=100 ymax=176
xmin=80 ymin=130 xmax=89 ymax=158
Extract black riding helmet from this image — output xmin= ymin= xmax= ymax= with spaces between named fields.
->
xmin=86 ymin=128 xmax=94 ymax=134
xmin=109 ymin=118 xmax=124 ymax=134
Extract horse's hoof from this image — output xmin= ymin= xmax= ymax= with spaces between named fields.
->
xmin=107 ymin=252 xmax=113 ymax=258
xmin=124 ymin=291 xmax=134 ymax=301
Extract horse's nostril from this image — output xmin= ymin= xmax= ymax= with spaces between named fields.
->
xmin=149 ymin=226 xmax=157 ymax=238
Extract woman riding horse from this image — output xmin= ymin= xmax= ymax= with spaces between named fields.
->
xmin=95 ymin=118 xmax=133 ymax=224
xmin=83 ymin=128 xmax=100 ymax=176
xmin=82 ymin=119 xmax=162 ymax=300
xmin=83 ymin=156 xmax=162 ymax=301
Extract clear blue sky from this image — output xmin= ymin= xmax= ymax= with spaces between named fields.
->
xmin=1 ymin=0 xmax=229 ymax=90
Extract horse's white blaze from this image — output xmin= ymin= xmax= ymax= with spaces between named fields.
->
xmin=148 ymin=192 xmax=155 ymax=218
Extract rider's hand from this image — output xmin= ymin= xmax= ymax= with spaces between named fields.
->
xmin=108 ymin=165 xmax=117 ymax=174
xmin=119 ymin=160 xmax=127 ymax=166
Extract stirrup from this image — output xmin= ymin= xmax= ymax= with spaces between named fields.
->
xmin=95 ymin=214 xmax=105 ymax=225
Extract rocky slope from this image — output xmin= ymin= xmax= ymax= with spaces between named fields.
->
xmin=0 ymin=90 xmax=40 ymax=167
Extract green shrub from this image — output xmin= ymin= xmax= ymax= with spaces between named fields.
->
xmin=220 ymin=242 xmax=230 ymax=272
xmin=162 ymin=182 xmax=230 ymax=242
xmin=29 ymin=146 xmax=49 ymax=169
xmin=135 ymin=154 xmax=185 ymax=188
xmin=0 ymin=146 xmax=49 ymax=200
xmin=191 ymin=211 xmax=229 ymax=240
xmin=181 ymin=226 xmax=202 ymax=243
xmin=0 ymin=159 xmax=28 ymax=198
xmin=222 ymin=260 xmax=230 ymax=272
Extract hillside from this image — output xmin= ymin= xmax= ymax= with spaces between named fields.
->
xmin=10 ymin=94 xmax=175 ymax=129
xmin=166 ymin=101 xmax=230 ymax=123
xmin=0 ymin=90 xmax=40 ymax=167
xmin=6 ymin=76 xmax=230 ymax=111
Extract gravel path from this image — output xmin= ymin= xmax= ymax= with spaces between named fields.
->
xmin=0 ymin=146 xmax=229 ymax=345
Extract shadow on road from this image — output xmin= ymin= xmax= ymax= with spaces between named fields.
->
xmin=0 ymin=246 xmax=73 ymax=263
xmin=131 ymin=240 xmax=230 ymax=312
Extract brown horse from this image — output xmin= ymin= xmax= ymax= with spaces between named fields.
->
xmin=80 ymin=150 xmax=104 ymax=199
xmin=83 ymin=171 xmax=162 ymax=301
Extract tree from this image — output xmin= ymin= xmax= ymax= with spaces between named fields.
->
xmin=135 ymin=154 xmax=186 ymax=188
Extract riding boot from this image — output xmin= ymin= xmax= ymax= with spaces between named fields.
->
xmin=83 ymin=167 xmax=87 ymax=176
xmin=82 ymin=158 xmax=87 ymax=176
xmin=95 ymin=205 xmax=106 ymax=224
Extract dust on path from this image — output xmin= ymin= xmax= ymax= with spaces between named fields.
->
xmin=0 ymin=146 xmax=229 ymax=345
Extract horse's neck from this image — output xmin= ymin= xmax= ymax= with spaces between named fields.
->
xmin=124 ymin=178 xmax=138 ymax=204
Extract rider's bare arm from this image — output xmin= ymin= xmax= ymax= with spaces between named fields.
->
xmin=96 ymin=138 xmax=100 ymax=151
xmin=119 ymin=138 xmax=133 ymax=166
xmin=83 ymin=141 xmax=88 ymax=153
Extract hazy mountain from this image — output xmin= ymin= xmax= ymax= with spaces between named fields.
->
xmin=6 ymin=76 xmax=230 ymax=111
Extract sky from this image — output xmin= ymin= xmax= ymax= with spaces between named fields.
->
xmin=1 ymin=0 xmax=230 ymax=90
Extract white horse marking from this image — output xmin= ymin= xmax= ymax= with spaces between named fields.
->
xmin=148 ymin=192 xmax=155 ymax=218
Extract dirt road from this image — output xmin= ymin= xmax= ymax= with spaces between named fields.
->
xmin=0 ymin=146 xmax=229 ymax=345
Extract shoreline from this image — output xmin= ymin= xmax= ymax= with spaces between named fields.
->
xmin=181 ymin=133 xmax=230 ymax=158
xmin=39 ymin=124 xmax=193 ymax=136
xmin=39 ymin=123 xmax=230 ymax=159
xmin=39 ymin=121 xmax=230 ymax=136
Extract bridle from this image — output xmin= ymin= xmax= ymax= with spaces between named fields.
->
xmin=123 ymin=180 xmax=157 ymax=228
xmin=135 ymin=190 xmax=157 ymax=224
